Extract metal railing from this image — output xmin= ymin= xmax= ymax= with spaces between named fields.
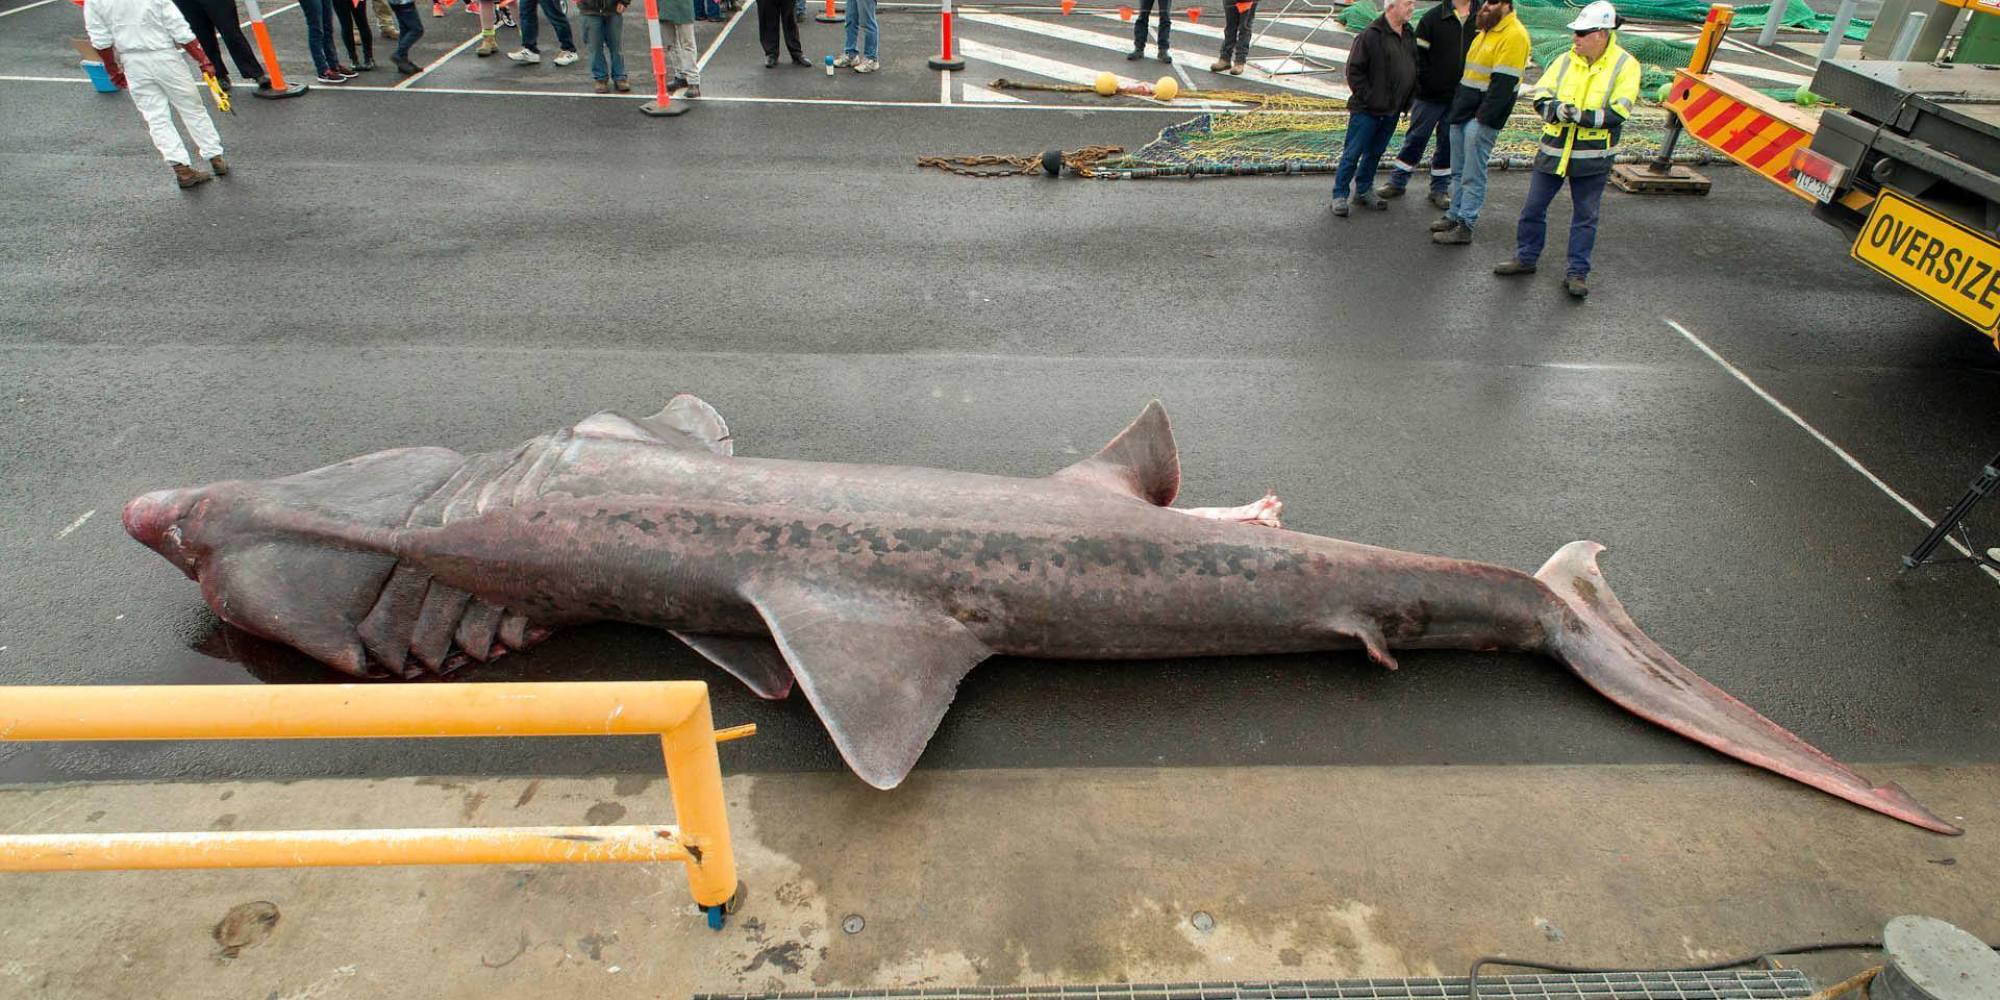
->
xmin=0 ymin=681 xmax=751 ymax=928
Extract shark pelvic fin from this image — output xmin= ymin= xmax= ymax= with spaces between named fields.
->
xmin=1537 ymin=540 xmax=1961 ymax=835
xmin=572 ymin=394 xmax=733 ymax=457
xmin=1050 ymin=400 xmax=1181 ymax=507
xmin=742 ymin=577 xmax=993 ymax=789
xmin=671 ymin=631 xmax=797 ymax=700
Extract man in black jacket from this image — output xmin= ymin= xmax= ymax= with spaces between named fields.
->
xmin=1378 ymin=0 xmax=1475 ymax=209
xmin=1331 ymin=0 xmax=1417 ymax=217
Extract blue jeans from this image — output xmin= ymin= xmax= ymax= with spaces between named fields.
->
xmin=842 ymin=0 xmax=877 ymax=58
xmin=794 ymin=0 xmax=804 ymax=18
xmin=520 ymin=0 xmax=576 ymax=51
xmin=1331 ymin=111 xmax=1397 ymax=201
xmin=695 ymin=0 xmax=719 ymax=17
xmin=1387 ymin=97 xmax=1452 ymax=194
xmin=390 ymin=0 xmax=424 ymax=62
xmin=1515 ymin=168 xmax=1609 ymax=278
xmin=1445 ymin=118 xmax=1499 ymax=226
xmin=581 ymin=12 xmax=624 ymax=79
xmin=298 ymin=0 xmax=339 ymax=73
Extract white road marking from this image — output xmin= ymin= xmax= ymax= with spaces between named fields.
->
xmin=941 ymin=67 xmax=951 ymax=104
xmin=1663 ymin=318 xmax=2000 ymax=585
xmin=955 ymin=20 xmax=1239 ymax=105
xmin=327 ymin=78 xmax=1262 ymax=111
xmin=959 ymin=82 xmax=1026 ymax=102
xmin=54 ymin=510 xmax=95 ymax=540
xmin=0 ymin=0 xmax=66 ymax=18
xmin=695 ymin=1 xmax=749 ymax=72
xmin=398 ymin=32 xmax=483 ymax=88
xmin=0 ymin=74 xmax=87 ymax=83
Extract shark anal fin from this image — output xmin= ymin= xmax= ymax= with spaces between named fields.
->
xmin=742 ymin=578 xmax=992 ymax=789
xmin=671 ymin=631 xmax=797 ymax=700
xmin=572 ymin=394 xmax=733 ymax=457
xmin=1049 ymin=400 xmax=1181 ymax=507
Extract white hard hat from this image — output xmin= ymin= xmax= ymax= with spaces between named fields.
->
xmin=1566 ymin=0 xmax=1619 ymax=31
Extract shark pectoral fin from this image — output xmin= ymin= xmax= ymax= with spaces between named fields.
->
xmin=1327 ymin=613 xmax=1399 ymax=670
xmin=742 ymin=579 xmax=993 ymax=789
xmin=571 ymin=395 xmax=734 ymax=457
xmin=671 ymin=631 xmax=797 ymax=700
xmin=1048 ymin=400 xmax=1182 ymax=507
xmin=1538 ymin=540 xmax=1963 ymax=836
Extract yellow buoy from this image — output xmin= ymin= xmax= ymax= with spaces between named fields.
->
xmin=1155 ymin=76 xmax=1179 ymax=101
xmin=1094 ymin=72 xmax=1118 ymax=96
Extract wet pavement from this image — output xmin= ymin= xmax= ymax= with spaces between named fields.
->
xmin=0 ymin=0 xmax=1994 ymax=786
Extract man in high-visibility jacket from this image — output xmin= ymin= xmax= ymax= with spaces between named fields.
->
xmin=1492 ymin=0 xmax=1640 ymax=299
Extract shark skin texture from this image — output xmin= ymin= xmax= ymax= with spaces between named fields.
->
xmin=120 ymin=396 xmax=1961 ymax=835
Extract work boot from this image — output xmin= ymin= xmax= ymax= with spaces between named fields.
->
xmin=173 ymin=163 xmax=212 ymax=189
xmin=1431 ymin=222 xmax=1472 ymax=245
xmin=1374 ymin=183 xmax=1405 ymax=199
xmin=1493 ymin=258 xmax=1537 ymax=276
xmin=209 ymin=155 xmax=229 ymax=177
xmin=1210 ymin=57 xmax=1229 ymax=71
xmin=1564 ymin=275 xmax=1589 ymax=298
xmin=1126 ymin=48 xmax=1143 ymax=60
xmin=685 ymin=84 xmax=701 ymax=97
xmin=1229 ymin=60 xmax=1244 ymax=74
xmin=1428 ymin=215 xmax=1458 ymax=232
xmin=1355 ymin=191 xmax=1387 ymax=211
xmin=255 ymin=75 xmax=274 ymax=91
xmin=476 ymin=34 xmax=498 ymax=56
xmin=395 ymin=56 xmax=421 ymax=73
xmin=1427 ymin=190 xmax=1451 ymax=210
xmin=1331 ymin=196 xmax=1350 ymax=217
xmin=1157 ymin=47 xmax=1172 ymax=63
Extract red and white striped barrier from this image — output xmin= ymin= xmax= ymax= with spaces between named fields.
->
xmin=927 ymin=0 xmax=965 ymax=70
xmin=639 ymin=0 xmax=689 ymax=117
xmin=239 ymin=0 xmax=308 ymax=98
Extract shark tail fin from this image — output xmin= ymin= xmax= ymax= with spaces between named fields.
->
xmin=1535 ymin=540 xmax=1961 ymax=835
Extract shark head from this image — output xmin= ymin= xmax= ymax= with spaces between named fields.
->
xmin=123 ymin=484 xmax=224 ymax=581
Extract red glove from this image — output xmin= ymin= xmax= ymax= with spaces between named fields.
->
xmin=94 ymin=45 xmax=126 ymax=88
xmin=181 ymin=39 xmax=216 ymax=78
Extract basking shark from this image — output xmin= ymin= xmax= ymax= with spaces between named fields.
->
xmin=122 ymin=397 xmax=1959 ymax=834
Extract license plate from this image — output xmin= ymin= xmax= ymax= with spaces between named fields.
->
xmin=1793 ymin=173 xmax=1837 ymax=203
xmin=1851 ymin=189 xmax=2000 ymax=341
xmin=1788 ymin=147 xmax=1844 ymax=204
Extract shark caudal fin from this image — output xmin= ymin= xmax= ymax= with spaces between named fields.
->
xmin=1536 ymin=541 xmax=1961 ymax=835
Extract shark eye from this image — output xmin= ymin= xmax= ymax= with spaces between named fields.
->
xmin=165 ymin=525 xmax=184 ymax=546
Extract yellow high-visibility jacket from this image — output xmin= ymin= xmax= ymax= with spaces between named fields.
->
xmin=1527 ymin=38 xmax=1641 ymax=177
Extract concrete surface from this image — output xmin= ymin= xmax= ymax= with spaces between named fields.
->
xmin=0 ymin=764 xmax=1991 ymax=999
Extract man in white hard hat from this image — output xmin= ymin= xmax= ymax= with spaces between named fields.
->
xmin=1492 ymin=0 xmax=1639 ymax=298
xmin=85 ymin=0 xmax=231 ymax=190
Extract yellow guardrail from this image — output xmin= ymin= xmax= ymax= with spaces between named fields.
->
xmin=0 ymin=681 xmax=751 ymax=928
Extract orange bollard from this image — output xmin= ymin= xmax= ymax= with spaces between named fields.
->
xmin=639 ymin=0 xmax=689 ymax=117
xmin=1187 ymin=6 xmax=1199 ymax=20
xmin=240 ymin=0 xmax=308 ymax=97
xmin=1118 ymin=4 xmax=1132 ymax=18
xmin=928 ymin=0 xmax=965 ymax=69
xmin=1060 ymin=0 xmax=1074 ymax=11
xmin=815 ymin=0 xmax=841 ymax=24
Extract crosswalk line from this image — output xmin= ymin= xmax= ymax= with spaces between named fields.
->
xmin=954 ymin=35 xmax=1240 ymax=106
xmin=1111 ymin=10 xmax=1354 ymax=65
xmin=1073 ymin=12 xmax=1351 ymax=97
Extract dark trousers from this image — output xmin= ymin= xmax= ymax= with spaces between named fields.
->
xmin=757 ymin=0 xmax=801 ymax=57
xmin=1218 ymin=0 xmax=1254 ymax=63
xmin=1515 ymin=168 xmax=1609 ymax=278
xmin=390 ymin=0 xmax=424 ymax=62
xmin=1387 ymin=97 xmax=1452 ymax=194
xmin=519 ymin=0 xmax=576 ymax=51
xmin=1133 ymin=0 xmax=1170 ymax=52
xmin=329 ymin=0 xmax=375 ymax=63
xmin=172 ymin=0 xmax=266 ymax=82
xmin=1332 ymin=111 xmax=1397 ymax=199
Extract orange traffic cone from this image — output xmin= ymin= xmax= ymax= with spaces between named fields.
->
xmin=1118 ymin=5 xmax=1132 ymax=19
xmin=1060 ymin=0 xmax=1074 ymax=12
xmin=1187 ymin=7 xmax=1200 ymax=20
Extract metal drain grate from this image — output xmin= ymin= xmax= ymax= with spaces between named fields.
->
xmin=698 ymin=970 xmax=1819 ymax=1000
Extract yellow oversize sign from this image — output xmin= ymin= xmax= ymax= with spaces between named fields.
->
xmin=1851 ymin=189 xmax=2000 ymax=342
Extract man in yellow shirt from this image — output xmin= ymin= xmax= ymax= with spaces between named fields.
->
xmin=1491 ymin=0 xmax=1640 ymax=298
xmin=1429 ymin=0 xmax=1531 ymax=246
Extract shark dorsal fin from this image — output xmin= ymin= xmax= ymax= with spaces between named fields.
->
xmin=1049 ymin=400 xmax=1180 ymax=507
xmin=741 ymin=577 xmax=992 ymax=789
xmin=572 ymin=394 xmax=733 ymax=456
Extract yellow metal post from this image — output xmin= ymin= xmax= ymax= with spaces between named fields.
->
xmin=1692 ymin=4 xmax=1734 ymax=72
xmin=659 ymin=686 xmax=739 ymax=911
xmin=0 ymin=682 xmax=747 ymax=925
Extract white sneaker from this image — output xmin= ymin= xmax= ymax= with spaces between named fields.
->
xmin=507 ymin=47 xmax=541 ymax=63
xmin=553 ymin=49 xmax=579 ymax=66
xmin=854 ymin=56 xmax=878 ymax=72
xmin=833 ymin=52 xmax=855 ymax=67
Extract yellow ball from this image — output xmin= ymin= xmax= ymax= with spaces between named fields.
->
xmin=1094 ymin=72 xmax=1118 ymax=96
xmin=1154 ymin=76 xmax=1179 ymax=101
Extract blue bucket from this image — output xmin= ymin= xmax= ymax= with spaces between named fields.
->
xmin=81 ymin=59 xmax=118 ymax=93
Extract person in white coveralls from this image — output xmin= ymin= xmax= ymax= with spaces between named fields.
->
xmin=84 ymin=0 xmax=232 ymax=189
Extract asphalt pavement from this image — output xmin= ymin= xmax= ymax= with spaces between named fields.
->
xmin=0 ymin=0 xmax=1994 ymax=786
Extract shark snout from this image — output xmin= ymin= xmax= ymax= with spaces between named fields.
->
xmin=123 ymin=490 xmax=182 ymax=546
